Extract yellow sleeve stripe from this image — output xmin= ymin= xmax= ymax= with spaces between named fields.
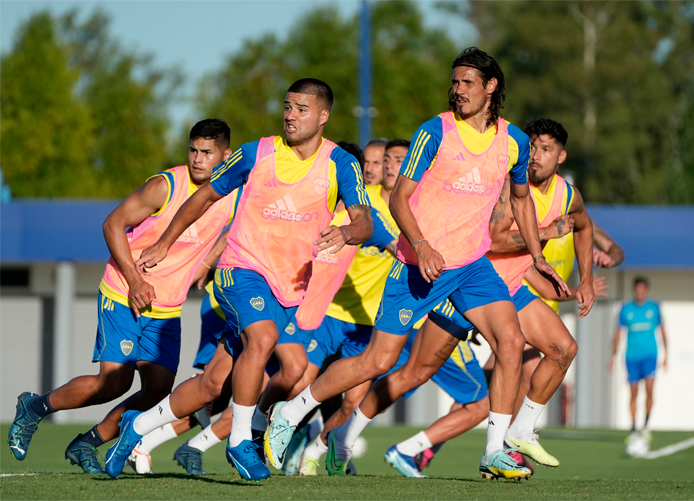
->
xmin=404 ymin=130 xmax=431 ymax=179
xmin=377 ymin=211 xmax=399 ymax=239
xmin=350 ymin=161 xmax=370 ymax=206
xmin=210 ymin=149 xmax=243 ymax=183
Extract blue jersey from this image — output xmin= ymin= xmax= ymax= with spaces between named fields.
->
xmin=618 ymin=300 xmax=662 ymax=361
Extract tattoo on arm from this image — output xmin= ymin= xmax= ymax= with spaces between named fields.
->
xmin=555 ymin=219 xmax=565 ymax=237
xmin=347 ymin=204 xmax=372 ymax=215
xmin=490 ymin=179 xmax=510 ymax=225
xmin=386 ymin=241 xmax=398 ymax=256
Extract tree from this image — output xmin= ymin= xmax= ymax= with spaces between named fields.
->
xmin=194 ymin=1 xmax=457 ymax=149
xmin=1 ymin=13 xmax=95 ymax=197
xmin=440 ymin=1 xmax=694 ymax=203
xmin=1 ymin=10 xmax=180 ymax=198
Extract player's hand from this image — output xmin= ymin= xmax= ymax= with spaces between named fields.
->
xmin=136 ymin=243 xmax=168 ymax=275
xmin=315 ymin=225 xmax=348 ymax=254
xmin=593 ymin=248 xmax=614 ymax=268
xmin=128 ymin=277 xmax=156 ymax=318
xmin=575 ymin=278 xmax=596 ymax=318
xmin=546 ymin=214 xmax=574 ymax=239
xmin=192 ymin=262 xmax=210 ymax=290
xmin=607 ymin=358 xmax=614 ymax=372
xmin=593 ymin=276 xmax=609 ymax=297
xmin=533 ymin=257 xmax=571 ymax=297
xmin=414 ymin=240 xmax=445 ymax=283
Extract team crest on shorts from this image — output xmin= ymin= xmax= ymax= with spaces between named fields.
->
xmin=285 ymin=322 xmax=296 ymax=335
xmin=120 ymin=340 xmax=134 ymax=356
xmin=399 ymin=309 xmax=413 ymax=326
xmin=308 ymin=339 xmax=318 ymax=352
xmin=250 ymin=297 xmax=265 ymax=311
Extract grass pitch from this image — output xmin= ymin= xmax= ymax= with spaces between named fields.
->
xmin=1 ymin=424 xmax=692 ymax=500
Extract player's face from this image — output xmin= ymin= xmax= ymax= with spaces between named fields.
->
xmin=188 ymin=138 xmax=231 ymax=185
xmin=284 ymin=93 xmax=329 ymax=146
xmin=451 ymin=66 xmax=496 ymax=119
xmin=363 ymin=145 xmax=385 ymax=185
xmin=382 ymin=146 xmax=408 ymax=190
xmin=528 ymin=134 xmax=567 ymax=184
xmin=634 ymin=283 xmax=649 ymax=304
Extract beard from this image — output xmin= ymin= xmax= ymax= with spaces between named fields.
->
xmin=528 ymin=163 xmax=555 ymax=184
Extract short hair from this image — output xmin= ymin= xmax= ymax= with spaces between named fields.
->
xmin=189 ymin=119 xmax=230 ymax=149
xmin=385 ymin=139 xmax=410 ymax=152
xmin=287 ymin=78 xmax=334 ymax=111
xmin=364 ymin=138 xmax=388 ymax=150
xmin=448 ymin=47 xmax=506 ymax=128
xmin=525 ymin=118 xmax=569 ymax=147
xmin=337 ymin=141 xmax=365 ymax=169
xmin=634 ymin=276 xmax=649 ymax=288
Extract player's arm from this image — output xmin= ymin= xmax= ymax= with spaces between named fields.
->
xmin=523 ymin=267 xmax=608 ymax=302
xmin=567 ymin=189 xmax=595 ymax=317
xmin=103 ymin=176 xmax=169 ymax=316
xmin=191 ymin=226 xmax=230 ymax=290
xmin=608 ymin=326 xmax=622 ymax=372
xmin=489 ymin=176 xmax=574 ymax=253
xmin=592 ymin=218 xmax=625 ymax=268
xmin=360 ymin=208 xmax=399 ymax=256
xmin=509 ymin=179 xmax=570 ymax=297
xmin=657 ymin=306 xmax=668 ymax=370
xmin=316 ymin=152 xmax=373 ymax=253
xmin=136 ymin=146 xmax=251 ymax=272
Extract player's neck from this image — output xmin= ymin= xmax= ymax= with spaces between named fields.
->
xmin=532 ymin=177 xmax=553 ymax=195
xmin=287 ymin=133 xmax=324 ymax=161
xmin=459 ymin=107 xmax=493 ymax=134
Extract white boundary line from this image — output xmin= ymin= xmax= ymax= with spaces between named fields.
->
xmin=645 ymin=437 xmax=694 ymax=459
xmin=0 ymin=473 xmax=41 ymax=477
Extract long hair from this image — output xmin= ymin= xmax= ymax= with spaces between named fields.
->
xmin=447 ymin=47 xmax=505 ymax=128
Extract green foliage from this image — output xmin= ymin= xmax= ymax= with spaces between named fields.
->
xmin=195 ymin=1 xmax=456 ymax=149
xmin=442 ymin=1 xmax=694 ymax=203
xmin=1 ymin=10 xmax=179 ymax=198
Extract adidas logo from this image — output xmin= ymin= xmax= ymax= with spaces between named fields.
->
xmin=261 ymin=194 xmax=319 ymax=223
xmin=316 ymin=250 xmax=338 ymax=264
xmin=265 ymin=179 xmax=278 ymax=188
xmin=453 ymin=152 xmax=466 ymax=162
xmin=443 ymin=167 xmax=489 ymax=195
xmin=176 ymin=223 xmax=200 ymax=244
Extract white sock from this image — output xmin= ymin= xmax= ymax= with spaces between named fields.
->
xmin=485 ymin=411 xmax=512 ymax=456
xmin=251 ymin=408 xmax=268 ymax=433
xmin=396 ymin=431 xmax=433 ymax=457
xmin=227 ymin=400 xmax=256 ymax=448
xmin=133 ymin=395 xmax=179 ymax=435
xmin=303 ymin=435 xmax=328 ymax=461
xmin=136 ymin=423 xmax=178 ymax=455
xmin=280 ymin=386 xmax=321 ymax=426
xmin=306 ymin=413 xmax=324 ymax=442
xmin=188 ymin=424 xmax=223 ymax=453
xmin=508 ymin=397 xmax=545 ymax=440
xmin=334 ymin=407 xmax=371 ymax=449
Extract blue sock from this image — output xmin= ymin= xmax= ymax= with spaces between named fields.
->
xmin=79 ymin=426 xmax=106 ymax=448
xmin=30 ymin=393 xmax=54 ymax=418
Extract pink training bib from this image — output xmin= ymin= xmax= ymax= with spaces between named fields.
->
xmin=488 ymin=174 xmax=567 ymax=295
xmin=295 ymin=212 xmax=358 ymax=330
xmin=103 ymin=165 xmax=234 ymax=308
xmin=219 ymin=136 xmax=335 ymax=307
xmin=397 ymin=113 xmax=509 ymax=269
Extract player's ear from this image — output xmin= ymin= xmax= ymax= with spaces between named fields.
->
xmin=557 ymin=149 xmax=567 ymax=165
xmin=320 ymin=109 xmax=330 ymax=127
xmin=223 ymin=148 xmax=232 ymax=161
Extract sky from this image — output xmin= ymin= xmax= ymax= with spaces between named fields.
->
xmin=1 ymin=1 xmax=475 ymax=132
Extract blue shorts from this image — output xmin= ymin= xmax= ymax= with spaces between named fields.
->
xmin=214 ymin=267 xmax=298 ymax=336
xmin=626 ymin=356 xmax=657 ymax=383
xmin=512 ymin=285 xmax=539 ymax=312
xmin=375 ymin=256 xmax=511 ymax=335
xmin=428 ymin=299 xmax=475 ymax=340
xmin=307 ymin=316 xmax=373 ymax=368
xmin=388 ymin=329 xmax=488 ymax=404
xmin=92 ymin=291 xmax=181 ymax=374
xmin=193 ymin=294 xmax=227 ymax=369
xmin=277 ymin=319 xmax=314 ymax=350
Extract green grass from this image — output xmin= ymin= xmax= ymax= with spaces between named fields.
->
xmin=1 ymin=424 xmax=693 ymax=500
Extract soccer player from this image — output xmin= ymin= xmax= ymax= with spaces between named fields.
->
xmin=362 ymin=138 xmax=388 ymax=185
xmin=266 ymin=48 xmax=569 ymax=481
xmin=7 ymin=119 xmax=239 ymax=473
xmin=609 ymin=277 xmax=667 ymax=436
xmin=103 ymin=78 xmax=373 ymax=481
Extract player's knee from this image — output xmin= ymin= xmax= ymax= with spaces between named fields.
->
xmin=566 ymin=337 xmax=578 ymax=361
xmin=370 ymin=352 xmax=398 ymax=377
xmin=199 ymin=372 xmax=225 ymax=402
xmin=246 ymin=334 xmax=277 ymax=358
xmin=281 ymin=359 xmax=307 ymax=385
xmin=496 ymin=328 xmax=525 ymax=358
xmin=97 ymin=372 xmax=131 ymax=399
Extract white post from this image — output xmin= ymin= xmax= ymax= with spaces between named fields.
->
xmin=52 ymin=262 xmax=75 ymax=424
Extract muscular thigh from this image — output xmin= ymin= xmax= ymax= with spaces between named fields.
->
xmin=517 ymin=298 xmax=572 ymax=356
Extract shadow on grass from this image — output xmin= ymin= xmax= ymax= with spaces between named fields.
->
xmin=91 ymin=472 xmax=262 ymax=487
